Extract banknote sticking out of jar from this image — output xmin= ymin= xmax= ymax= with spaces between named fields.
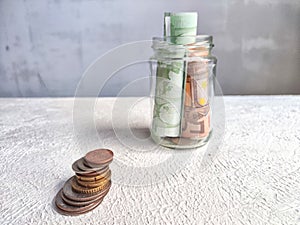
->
xmin=150 ymin=12 xmax=217 ymax=149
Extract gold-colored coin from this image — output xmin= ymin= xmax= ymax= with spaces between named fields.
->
xmin=71 ymin=177 xmax=110 ymax=194
xmin=76 ymin=173 xmax=111 ymax=188
xmin=76 ymin=169 xmax=111 ymax=182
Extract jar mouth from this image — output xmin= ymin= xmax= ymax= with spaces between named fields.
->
xmin=153 ymin=35 xmax=212 ymax=42
xmin=152 ymin=35 xmax=214 ymax=50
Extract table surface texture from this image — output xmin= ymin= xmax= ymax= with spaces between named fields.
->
xmin=0 ymin=96 xmax=299 ymax=225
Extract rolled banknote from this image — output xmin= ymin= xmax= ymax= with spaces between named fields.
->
xmin=152 ymin=12 xmax=198 ymax=137
xmin=181 ymin=70 xmax=211 ymax=139
xmin=181 ymin=50 xmax=212 ymax=139
xmin=152 ymin=59 xmax=185 ymax=137
xmin=165 ymin=12 xmax=198 ymax=44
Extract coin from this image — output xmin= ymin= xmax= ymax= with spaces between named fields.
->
xmin=84 ymin=158 xmax=111 ymax=168
xmin=63 ymin=176 xmax=111 ymax=202
xmin=72 ymin=158 xmax=107 ymax=175
xmin=77 ymin=157 xmax=105 ymax=171
xmin=76 ymin=172 xmax=111 ymax=188
xmin=75 ymin=166 xmax=109 ymax=177
xmin=72 ymin=158 xmax=97 ymax=174
xmin=55 ymin=204 xmax=100 ymax=216
xmin=71 ymin=176 xmax=110 ymax=194
xmin=55 ymin=189 xmax=103 ymax=215
xmin=76 ymin=168 xmax=110 ymax=182
xmin=82 ymin=158 xmax=110 ymax=169
xmin=77 ymin=179 xmax=109 ymax=188
xmin=84 ymin=149 xmax=113 ymax=167
xmin=72 ymin=160 xmax=89 ymax=174
xmin=61 ymin=187 xmax=110 ymax=207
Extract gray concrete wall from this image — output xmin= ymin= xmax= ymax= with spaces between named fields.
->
xmin=0 ymin=0 xmax=299 ymax=97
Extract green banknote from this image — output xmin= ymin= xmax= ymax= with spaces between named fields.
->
xmin=152 ymin=12 xmax=198 ymax=137
xmin=152 ymin=59 xmax=185 ymax=137
xmin=165 ymin=12 xmax=198 ymax=44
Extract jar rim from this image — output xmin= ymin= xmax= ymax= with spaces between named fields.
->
xmin=153 ymin=35 xmax=212 ymax=43
xmin=152 ymin=35 xmax=214 ymax=53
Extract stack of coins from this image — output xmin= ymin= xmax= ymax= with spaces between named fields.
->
xmin=54 ymin=149 xmax=113 ymax=216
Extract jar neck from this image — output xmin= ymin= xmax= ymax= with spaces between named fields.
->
xmin=152 ymin=35 xmax=213 ymax=59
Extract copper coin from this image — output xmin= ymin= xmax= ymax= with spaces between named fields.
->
xmin=72 ymin=160 xmax=90 ymax=174
xmin=72 ymin=158 xmax=107 ymax=175
xmin=77 ymin=157 xmax=105 ymax=171
xmin=76 ymin=168 xmax=110 ymax=182
xmin=72 ymin=158 xmax=98 ymax=174
xmin=84 ymin=158 xmax=111 ymax=168
xmin=71 ymin=177 xmax=109 ymax=194
xmin=75 ymin=166 xmax=109 ymax=177
xmin=61 ymin=186 xmax=110 ymax=207
xmin=55 ymin=189 xmax=103 ymax=213
xmin=63 ymin=176 xmax=111 ymax=202
xmin=82 ymin=159 xmax=95 ymax=168
xmin=84 ymin=149 xmax=113 ymax=167
xmin=55 ymin=203 xmax=100 ymax=216
xmin=83 ymin=158 xmax=111 ymax=169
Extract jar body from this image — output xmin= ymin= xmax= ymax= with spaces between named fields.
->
xmin=150 ymin=36 xmax=217 ymax=149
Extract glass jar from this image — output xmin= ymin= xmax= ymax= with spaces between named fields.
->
xmin=150 ymin=35 xmax=217 ymax=149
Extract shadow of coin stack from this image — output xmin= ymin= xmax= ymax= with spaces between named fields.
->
xmin=55 ymin=149 xmax=113 ymax=216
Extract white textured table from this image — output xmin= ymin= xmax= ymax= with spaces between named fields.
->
xmin=0 ymin=96 xmax=299 ymax=225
